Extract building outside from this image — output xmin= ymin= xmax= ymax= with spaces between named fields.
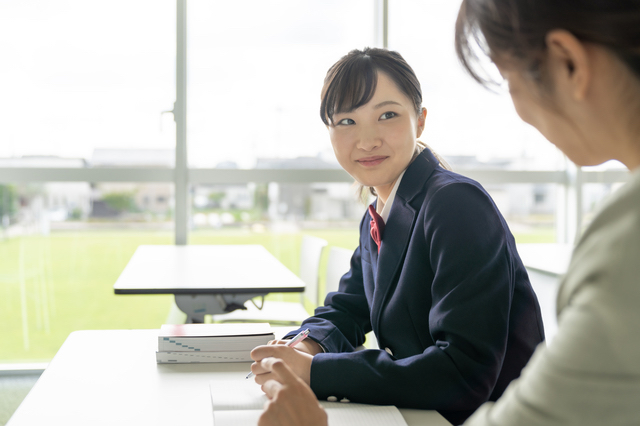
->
xmin=90 ymin=149 xmax=174 ymax=219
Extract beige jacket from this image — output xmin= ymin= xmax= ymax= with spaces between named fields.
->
xmin=464 ymin=167 xmax=640 ymax=426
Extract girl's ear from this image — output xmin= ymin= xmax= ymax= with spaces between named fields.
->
xmin=416 ymin=107 xmax=427 ymax=138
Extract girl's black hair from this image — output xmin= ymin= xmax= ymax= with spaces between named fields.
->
xmin=320 ymin=47 xmax=422 ymax=125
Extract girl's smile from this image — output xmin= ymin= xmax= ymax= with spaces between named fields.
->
xmin=355 ymin=155 xmax=389 ymax=167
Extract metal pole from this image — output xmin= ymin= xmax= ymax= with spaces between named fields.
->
xmin=374 ymin=0 xmax=388 ymax=48
xmin=175 ymin=0 xmax=188 ymax=245
xmin=383 ymin=0 xmax=388 ymax=49
xmin=556 ymin=158 xmax=582 ymax=245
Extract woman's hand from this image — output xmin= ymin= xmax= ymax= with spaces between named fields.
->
xmin=250 ymin=344 xmax=314 ymax=386
xmin=258 ymin=357 xmax=328 ymax=426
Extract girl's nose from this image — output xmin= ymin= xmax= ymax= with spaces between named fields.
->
xmin=356 ymin=128 xmax=381 ymax=151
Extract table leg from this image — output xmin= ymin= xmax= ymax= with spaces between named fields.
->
xmin=174 ymin=293 xmax=268 ymax=323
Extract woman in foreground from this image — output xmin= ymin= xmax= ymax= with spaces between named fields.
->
xmin=255 ymin=0 xmax=640 ymax=425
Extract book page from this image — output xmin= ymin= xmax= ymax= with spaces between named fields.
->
xmin=210 ymin=379 xmax=267 ymax=411
xmin=210 ymin=381 xmax=407 ymax=426
xmin=214 ymin=410 xmax=262 ymax=425
xmin=322 ymin=402 xmax=407 ymax=426
xmin=213 ymin=405 xmax=407 ymax=426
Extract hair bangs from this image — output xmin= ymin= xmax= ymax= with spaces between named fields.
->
xmin=320 ymin=56 xmax=378 ymax=125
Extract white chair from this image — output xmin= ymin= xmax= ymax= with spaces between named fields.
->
xmin=211 ymin=235 xmax=328 ymax=325
xmin=324 ymin=246 xmax=379 ymax=349
xmin=324 ymin=246 xmax=353 ymax=297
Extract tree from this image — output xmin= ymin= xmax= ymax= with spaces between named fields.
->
xmin=0 ymin=184 xmax=18 ymax=225
xmin=101 ymin=192 xmax=137 ymax=213
xmin=208 ymin=191 xmax=225 ymax=208
xmin=253 ymin=184 xmax=269 ymax=217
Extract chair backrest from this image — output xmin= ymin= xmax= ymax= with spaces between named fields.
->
xmin=325 ymin=246 xmax=353 ymax=297
xmin=299 ymin=235 xmax=328 ymax=306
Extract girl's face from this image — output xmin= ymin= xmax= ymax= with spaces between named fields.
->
xmin=328 ymin=72 xmax=426 ymax=200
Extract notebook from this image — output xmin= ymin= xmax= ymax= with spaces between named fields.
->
xmin=158 ymin=323 xmax=274 ymax=352
xmin=209 ymin=379 xmax=408 ymax=426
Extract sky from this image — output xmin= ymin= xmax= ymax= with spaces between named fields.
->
xmin=0 ymin=0 xmax=570 ymax=169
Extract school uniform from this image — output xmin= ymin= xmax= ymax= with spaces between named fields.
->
xmin=285 ymin=148 xmax=545 ymax=425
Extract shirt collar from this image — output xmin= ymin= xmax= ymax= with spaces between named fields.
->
xmin=376 ymin=169 xmax=406 ymax=223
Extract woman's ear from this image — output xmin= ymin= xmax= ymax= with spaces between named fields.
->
xmin=545 ymin=30 xmax=591 ymax=101
xmin=416 ymin=107 xmax=427 ymax=138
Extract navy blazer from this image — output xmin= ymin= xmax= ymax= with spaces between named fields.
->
xmin=286 ymin=149 xmax=545 ymax=425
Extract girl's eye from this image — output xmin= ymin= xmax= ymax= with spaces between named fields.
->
xmin=380 ymin=111 xmax=396 ymax=120
xmin=337 ymin=118 xmax=355 ymax=125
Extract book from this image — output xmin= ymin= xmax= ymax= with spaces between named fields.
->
xmin=156 ymin=323 xmax=274 ymax=364
xmin=158 ymin=323 xmax=274 ymax=351
xmin=209 ymin=380 xmax=408 ymax=426
xmin=156 ymin=350 xmax=253 ymax=363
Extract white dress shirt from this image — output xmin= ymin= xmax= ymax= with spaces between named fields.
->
xmin=375 ymin=170 xmax=406 ymax=224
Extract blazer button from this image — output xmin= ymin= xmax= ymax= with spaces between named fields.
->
xmin=384 ymin=347 xmax=393 ymax=356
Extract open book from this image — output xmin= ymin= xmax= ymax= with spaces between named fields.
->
xmin=209 ymin=380 xmax=407 ymax=426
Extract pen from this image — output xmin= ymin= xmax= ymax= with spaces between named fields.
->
xmin=246 ymin=328 xmax=310 ymax=379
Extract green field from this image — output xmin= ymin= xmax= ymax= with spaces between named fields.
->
xmin=0 ymin=227 xmax=553 ymax=362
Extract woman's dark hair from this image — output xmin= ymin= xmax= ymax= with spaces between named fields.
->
xmin=455 ymin=0 xmax=640 ymax=87
xmin=320 ymin=47 xmax=423 ymax=125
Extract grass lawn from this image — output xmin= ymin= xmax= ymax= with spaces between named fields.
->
xmin=0 ymin=226 xmax=553 ymax=362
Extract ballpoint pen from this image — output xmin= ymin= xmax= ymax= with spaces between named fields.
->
xmin=246 ymin=328 xmax=310 ymax=379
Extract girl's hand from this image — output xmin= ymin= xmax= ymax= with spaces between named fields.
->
xmin=258 ymin=357 xmax=328 ymax=426
xmin=250 ymin=344 xmax=314 ymax=386
xmin=267 ymin=338 xmax=323 ymax=356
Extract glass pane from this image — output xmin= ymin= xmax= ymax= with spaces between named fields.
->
xmin=482 ymin=183 xmax=557 ymax=244
xmin=187 ymin=0 xmax=375 ymax=168
xmin=582 ymin=160 xmax=628 ymax=171
xmin=190 ymin=182 xmax=362 ymax=303
xmin=582 ymin=182 xmax=627 ymax=228
xmin=0 ymin=182 xmax=175 ymax=362
xmin=388 ymin=0 xmax=565 ymax=170
xmin=0 ymin=1 xmax=175 ymax=161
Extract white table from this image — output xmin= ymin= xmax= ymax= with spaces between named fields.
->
xmin=7 ymin=330 xmax=450 ymax=426
xmin=516 ymin=243 xmax=573 ymax=342
xmin=114 ymin=245 xmax=305 ymax=322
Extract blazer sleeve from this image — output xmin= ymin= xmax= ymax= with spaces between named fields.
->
xmin=284 ymin=216 xmax=373 ymax=353
xmin=308 ymin=182 xmax=521 ymax=417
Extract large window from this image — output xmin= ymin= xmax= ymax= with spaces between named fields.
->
xmin=388 ymin=0 xmax=564 ymax=170
xmin=187 ymin=0 xmax=375 ymax=168
xmin=0 ymin=1 xmax=176 ymax=159
xmin=0 ymin=0 xmax=628 ymax=363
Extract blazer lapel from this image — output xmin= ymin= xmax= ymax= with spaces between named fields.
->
xmin=371 ymin=149 xmax=439 ymax=334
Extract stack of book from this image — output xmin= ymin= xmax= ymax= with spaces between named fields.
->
xmin=156 ymin=323 xmax=274 ymax=364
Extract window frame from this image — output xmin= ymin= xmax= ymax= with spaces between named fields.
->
xmin=0 ymin=0 xmax=630 ymax=247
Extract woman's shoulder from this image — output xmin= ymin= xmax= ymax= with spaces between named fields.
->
xmin=559 ymin=170 xmax=640 ymax=314
xmin=577 ymin=169 xmax=640 ymax=246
